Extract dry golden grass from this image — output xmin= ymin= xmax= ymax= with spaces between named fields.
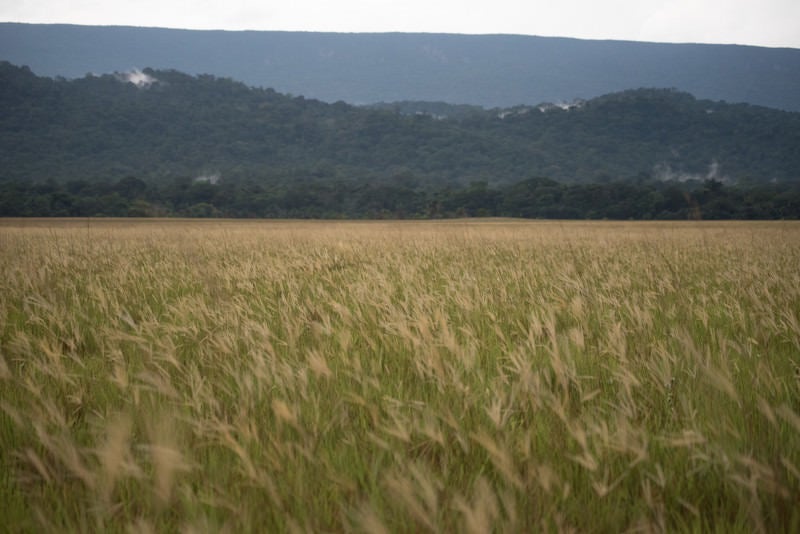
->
xmin=1 ymin=218 xmax=799 ymax=532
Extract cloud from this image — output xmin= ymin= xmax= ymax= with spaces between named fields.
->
xmin=654 ymin=160 xmax=729 ymax=183
xmin=116 ymin=68 xmax=157 ymax=87
xmin=194 ymin=173 xmax=221 ymax=184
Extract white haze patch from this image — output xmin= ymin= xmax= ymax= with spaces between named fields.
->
xmin=538 ymin=100 xmax=586 ymax=112
xmin=654 ymin=160 xmax=730 ymax=183
xmin=498 ymin=100 xmax=585 ymax=118
xmin=116 ymin=69 xmax=158 ymax=88
xmin=194 ymin=173 xmax=221 ymax=185
xmin=498 ymin=107 xmax=532 ymax=119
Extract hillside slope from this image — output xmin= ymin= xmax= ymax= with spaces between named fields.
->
xmin=1 ymin=62 xmax=799 ymax=187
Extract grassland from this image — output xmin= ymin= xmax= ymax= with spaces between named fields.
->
xmin=1 ymin=218 xmax=799 ymax=532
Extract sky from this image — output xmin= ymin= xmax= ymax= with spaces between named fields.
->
xmin=1 ymin=0 xmax=799 ymax=48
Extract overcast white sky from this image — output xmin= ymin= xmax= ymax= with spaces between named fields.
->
xmin=1 ymin=0 xmax=798 ymax=48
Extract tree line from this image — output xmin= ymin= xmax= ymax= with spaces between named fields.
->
xmin=2 ymin=175 xmax=798 ymax=220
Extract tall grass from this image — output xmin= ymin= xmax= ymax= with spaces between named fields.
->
xmin=1 ymin=219 xmax=799 ymax=532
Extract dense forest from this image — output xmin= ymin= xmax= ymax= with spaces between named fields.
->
xmin=2 ymin=61 xmax=800 ymax=219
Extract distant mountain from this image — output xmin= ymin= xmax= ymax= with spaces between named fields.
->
xmin=1 ymin=62 xmax=798 ymax=187
xmin=1 ymin=23 xmax=800 ymax=111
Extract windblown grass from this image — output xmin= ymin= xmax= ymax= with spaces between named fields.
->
xmin=1 ymin=218 xmax=799 ymax=532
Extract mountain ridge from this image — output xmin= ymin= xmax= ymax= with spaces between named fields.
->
xmin=2 ymin=23 xmax=800 ymax=110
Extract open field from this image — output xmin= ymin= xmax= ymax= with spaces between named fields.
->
xmin=1 ymin=218 xmax=799 ymax=532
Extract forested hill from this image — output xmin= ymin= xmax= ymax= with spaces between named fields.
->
xmin=2 ymin=61 xmax=799 ymax=189
xmin=2 ymin=23 xmax=800 ymax=111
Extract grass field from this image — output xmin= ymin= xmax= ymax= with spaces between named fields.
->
xmin=1 ymin=218 xmax=799 ymax=532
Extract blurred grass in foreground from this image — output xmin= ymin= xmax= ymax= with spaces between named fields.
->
xmin=1 ymin=219 xmax=799 ymax=532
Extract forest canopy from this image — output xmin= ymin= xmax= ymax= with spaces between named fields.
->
xmin=1 ymin=61 xmax=799 ymax=219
